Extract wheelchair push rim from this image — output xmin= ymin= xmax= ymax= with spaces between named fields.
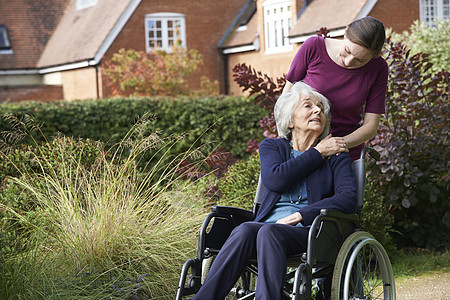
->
xmin=331 ymin=231 xmax=396 ymax=300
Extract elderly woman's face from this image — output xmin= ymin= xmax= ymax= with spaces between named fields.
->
xmin=289 ymin=93 xmax=326 ymax=135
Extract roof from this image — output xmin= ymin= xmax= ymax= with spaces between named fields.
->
xmin=0 ymin=0 xmax=140 ymax=73
xmin=289 ymin=0 xmax=378 ymax=38
xmin=0 ymin=0 xmax=70 ymax=70
xmin=219 ymin=0 xmax=258 ymax=49
xmin=37 ymin=0 xmax=140 ymax=70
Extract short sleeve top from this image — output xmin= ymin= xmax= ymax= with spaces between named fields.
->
xmin=286 ymin=36 xmax=388 ymax=160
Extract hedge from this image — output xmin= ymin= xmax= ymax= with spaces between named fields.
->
xmin=0 ymin=96 xmax=267 ymax=160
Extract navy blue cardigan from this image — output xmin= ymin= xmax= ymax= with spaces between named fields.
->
xmin=255 ymin=138 xmax=358 ymax=226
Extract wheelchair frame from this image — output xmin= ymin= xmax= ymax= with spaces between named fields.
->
xmin=176 ymin=148 xmax=395 ymax=300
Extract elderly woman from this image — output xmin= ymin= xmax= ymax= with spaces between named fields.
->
xmin=193 ymin=82 xmax=357 ymax=300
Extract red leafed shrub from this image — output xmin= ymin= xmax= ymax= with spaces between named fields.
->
xmin=232 ymin=63 xmax=286 ymax=151
xmin=367 ymin=36 xmax=449 ymax=250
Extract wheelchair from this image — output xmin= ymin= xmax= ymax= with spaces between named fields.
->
xmin=176 ymin=148 xmax=395 ymax=300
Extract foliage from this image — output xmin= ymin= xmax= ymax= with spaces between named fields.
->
xmin=0 ymin=96 xmax=266 ymax=161
xmin=218 ymin=152 xmax=261 ymax=210
xmin=367 ymin=36 xmax=449 ymax=250
xmin=232 ymin=63 xmax=285 ymax=151
xmin=360 ymin=182 xmax=396 ymax=253
xmin=0 ymin=135 xmax=105 ymax=257
xmin=103 ymin=45 xmax=205 ymax=97
xmin=0 ymin=120 xmax=209 ymax=299
xmin=388 ymin=19 xmax=450 ymax=75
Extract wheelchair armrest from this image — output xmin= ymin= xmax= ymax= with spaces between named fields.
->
xmin=319 ymin=209 xmax=359 ymax=223
xmin=211 ymin=206 xmax=254 ymax=221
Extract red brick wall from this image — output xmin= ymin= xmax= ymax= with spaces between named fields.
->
xmin=101 ymin=0 xmax=248 ymax=96
xmin=0 ymin=85 xmax=63 ymax=103
xmin=370 ymin=0 xmax=420 ymax=33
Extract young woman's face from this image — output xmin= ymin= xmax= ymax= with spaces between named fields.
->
xmin=337 ymin=37 xmax=374 ymax=69
xmin=289 ymin=94 xmax=326 ymax=135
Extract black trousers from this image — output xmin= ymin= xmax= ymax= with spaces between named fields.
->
xmin=192 ymin=222 xmax=310 ymax=300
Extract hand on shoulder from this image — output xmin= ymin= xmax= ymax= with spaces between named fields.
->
xmin=314 ymin=134 xmax=349 ymax=158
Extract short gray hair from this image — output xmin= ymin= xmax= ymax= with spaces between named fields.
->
xmin=274 ymin=81 xmax=331 ymax=140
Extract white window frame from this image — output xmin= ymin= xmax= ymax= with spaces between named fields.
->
xmin=263 ymin=0 xmax=293 ymax=54
xmin=76 ymin=0 xmax=97 ymax=10
xmin=420 ymin=0 xmax=449 ymax=26
xmin=145 ymin=13 xmax=186 ymax=52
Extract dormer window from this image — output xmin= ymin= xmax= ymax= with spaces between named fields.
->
xmin=263 ymin=0 xmax=293 ymax=54
xmin=76 ymin=0 xmax=98 ymax=10
xmin=0 ymin=25 xmax=12 ymax=54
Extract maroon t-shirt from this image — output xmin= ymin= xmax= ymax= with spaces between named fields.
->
xmin=286 ymin=36 xmax=388 ymax=160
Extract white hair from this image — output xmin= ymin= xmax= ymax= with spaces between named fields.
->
xmin=274 ymin=81 xmax=331 ymax=140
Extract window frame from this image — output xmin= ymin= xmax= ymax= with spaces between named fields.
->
xmin=263 ymin=0 xmax=293 ymax=54
xmin=0 ymin=25 xmax=12 ymax=54
xmin=420 ymin=0 xmax=449 ymax=26
xmin=144 ymin=13 xmax=186 ymax=52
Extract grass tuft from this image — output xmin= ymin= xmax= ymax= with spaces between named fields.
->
xmin=0 ymin=117 xmax=209 ymax=299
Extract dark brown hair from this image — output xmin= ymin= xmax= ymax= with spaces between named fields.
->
xmin=346 ymin=16 xmax=385 ymax=56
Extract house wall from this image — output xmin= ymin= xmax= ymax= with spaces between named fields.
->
xmin=0 ymin=85 xmax=63 ymax=102
xmin=101 ymin=0 xmax=248 ymax=96
xmin=61 ymin=67 xmax=99 ymax=100
xmin=370 ymin=0 xmax=420 ymax=33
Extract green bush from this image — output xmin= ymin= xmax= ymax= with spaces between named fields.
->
xmin=0 ymin=96 xmax=266 ymax=161
xmin=388 ymin=19 xmax=450 ymax=75
xmin=360 ymin=182 xmax=396 ymax=253
xmin=218 ymin=152 xmax=261 ymax=210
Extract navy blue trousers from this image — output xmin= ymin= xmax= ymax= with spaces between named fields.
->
xmin=192 ymin=222 xmax=310 ymax=300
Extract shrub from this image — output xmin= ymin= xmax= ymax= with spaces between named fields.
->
xmin=367 ymin=37 xmax=449 ymax=250
xmin=103 ymin=44 xmax=203 ymax=97
xmin=232 ymin=63 xmax=285 ymax=151
xmin=0 ymin=96 xmax=266 ymax=160
xmin=360 ymin=182 xmax=396 ymax=253
xmin=218 ymin=152 xmax=261 ymax=210
xmin=388 ymin=19 xmax=450 ymax=75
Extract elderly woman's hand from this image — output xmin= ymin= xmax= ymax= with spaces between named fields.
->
xmin=314 ymin=134 xmax=348 ymax=158
xmin=276 ymin=212 xmax=302 ymax=226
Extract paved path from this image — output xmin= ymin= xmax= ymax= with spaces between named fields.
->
xmin=395 ymin=270 xmax=450 ymax=300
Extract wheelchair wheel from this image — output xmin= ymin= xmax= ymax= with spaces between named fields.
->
xmin=331 ymin=231 xmax=395 ymax=300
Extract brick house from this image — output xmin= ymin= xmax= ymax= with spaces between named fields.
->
xmin=0 ymin=0 xmax=446 ymax=102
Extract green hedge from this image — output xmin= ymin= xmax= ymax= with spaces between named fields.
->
xmin=0 ymin=96 xmax=266 ymax=160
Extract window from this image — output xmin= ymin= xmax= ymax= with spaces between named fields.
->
xmin=420 ymin=0 xmax=449 ymax=26
xmin=76 ymin=0 xmax=98 ymax=10
xmin=263 ymin=0 xmax=292 ymax=53
xmin=0 ymin=25 xmax=12 ymax=54
xmin=145 ymin=13 xmax=186 ymax=52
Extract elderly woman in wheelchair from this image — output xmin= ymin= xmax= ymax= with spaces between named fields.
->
xmin=177 ymin=81 xmax=395 ymax=300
